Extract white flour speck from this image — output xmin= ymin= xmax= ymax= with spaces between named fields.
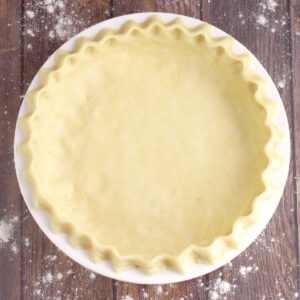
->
xmin=26 ymin=10 xmax=35 ymax=18
xmin=256 ymin=15 xmax=267 ymax=26
xmin=259 ymin=0 xmax=278 ymax=12
xmin=57 ymin=0 xmax=65 ymax=8
xmin=49 ymin=30 xmax=55 ymax=39
xmin=45 ymin=254 xmax=57 ymax=262
xmin=278 ymin=79 xmax=286 ymax=88
xmin=121 ymin=296 xmax=134 ymax=300
xmin=24 ymin=238 xmax=30 ymax=247
xmin=208 ymin=278 xmax=234 ymax=299
xmin=10 ymin=243 xmax=18 ymax=254
xmin=209 ymin=291 xmax=219 ymax=300
xmin=156 ymin=285 xmax=162 ymax=294
xmin=56 ymin=273 xmax=63 ymax=280
xmin=89 ymin=272 xmax=96 ymax=279
xmin=42 ymin=272 xmax=53 ymax=284
xmin=266 ymin=0 xmax=278 ymax=12
xmin=26 ymin=29 xmax=35 ymax=36
xmin=0 ymin=217 xmax=17 ymax=245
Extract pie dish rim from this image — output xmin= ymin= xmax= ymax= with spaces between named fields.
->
xmin=14 ymin=13 xmax=290 ymax=283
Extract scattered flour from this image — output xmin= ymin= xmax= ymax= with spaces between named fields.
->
xmin=239 ymin=265 xmax=259 ymax=277
xmin=121 ymin=296 xmax=134 ymax=300
xmin=278 ymin=79 xmax=286 ymax=88
xmin=0 ymin=218 xmax=14 ymax=244
xmin=56 ymin=273 xmax=63 ymax=280
xmin=266 ymin=0 xmax=278 ymax=12
xmin=42 ymin=272 xmax=53 ymax=284
xmin=26 ymin=29 xmax=35 ymax=37
xmin=208 ymin=278 xmax=233 ymax=300
xmin=48 ymin=30 xmax=55 ymax=39
xmin=24 ymin=237 xmax=30 ymax=247
xmin=26 ymin=10 xmax=35 ymax=18
xmin=256 ymin=15 xmax=267 ymax=26
xmin=10 ymin=243 xmax=19 ymax=254
xmin=156 ymin=285 xmax=163 ymax=294
xmin=89 ymin=272 xmax=96 ymax=279
xmin=45 ymin=254 xmax=57 ymax=262
xmin=25 ymin=0 xmax=86 ymax=40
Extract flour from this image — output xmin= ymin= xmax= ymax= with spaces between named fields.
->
xmin=208 ymin=277 xmax=234 ymax=299
xmin=48 ymin=30 xmax=55 ymax=39
xmin=156 ymin=285 xmax=163 ymax=294
xmin=89 ymin=272 xmax=96 ymax=279
xmin=26 ymin=29 xmax=35 ymax=37
xmin=121 ymin=296 xmax=134 ymax=300
xmin=266 ymin=0 xmax=278 ymax=12
xmin=278 ymin=79 xmax=286 ymax=88
xmin=239 ymin=265 xmax=259 ymax=277
xmin=10 ymin=243 xmax=19 ymax=254
xmin=26 ymin=10 xmax=35 ymax=19
xmin=256 ymin=15 xmax=268 ymax=26
xmin=45 ymin=254 xmax=57 ymax=262
xmin=0 ymin=219 xmax=14 ymax=244
xmin=237 ymin=0 xmax=289 ymax=36
xmin=24 ymin=237 xmax=30 ymax=247
xmin=24 ymin=0 xmax=86 ymax=41
xmin=42 ymin=272 xmax=53 ymax=283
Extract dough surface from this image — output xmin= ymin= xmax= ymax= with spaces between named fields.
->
xmin=26 ymin=25 xmax=270 ymax=260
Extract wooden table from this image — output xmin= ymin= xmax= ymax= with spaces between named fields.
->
xmin=0 ymin=0 xmax=299 ymax=299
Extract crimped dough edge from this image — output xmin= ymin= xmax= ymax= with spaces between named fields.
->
xmin=19 ymin=16 xmax=284 ymax=274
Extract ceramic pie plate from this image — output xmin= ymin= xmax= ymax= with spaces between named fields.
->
xmin=14 ymin=13 xmax=290 ymax=284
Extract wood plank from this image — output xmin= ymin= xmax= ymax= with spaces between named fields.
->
xmin=21 ymin=1 xmax=113 ymax=299
xmin=202 ymin=0 xmax=298 ymax=299
xmin=0 ymin=0 xmax=22 ymax=299
xmin=291 ymin=0 xmax=300 ymax=244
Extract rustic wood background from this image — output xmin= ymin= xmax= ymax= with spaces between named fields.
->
xmin=0 ymin=0 xmax=299 ymax=299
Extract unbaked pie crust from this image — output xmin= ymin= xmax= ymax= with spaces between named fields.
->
xmin=19 ymin=16 xmax=283 ymax=274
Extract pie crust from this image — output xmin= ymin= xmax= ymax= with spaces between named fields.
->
xmin=19 ymin=16 xmax=283 ymax=274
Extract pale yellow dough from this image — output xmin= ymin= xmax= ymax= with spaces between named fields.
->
xmin=21 ymin=18 xmax=281 ymax=274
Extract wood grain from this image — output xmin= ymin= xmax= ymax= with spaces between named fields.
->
xmin=0 ymin=0 xmax=22 ymax=299
xmin=291 ymin=0 xmax=300 ymax=244
xmin=0 ymin=0 xmax=299 ymax=299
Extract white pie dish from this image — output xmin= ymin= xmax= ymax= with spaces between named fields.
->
xmin=14 ymin=12 xmax=290 ymax=284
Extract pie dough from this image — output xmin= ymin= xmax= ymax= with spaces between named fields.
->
xmin=20 ymin=17 xmax=283 ymax=274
